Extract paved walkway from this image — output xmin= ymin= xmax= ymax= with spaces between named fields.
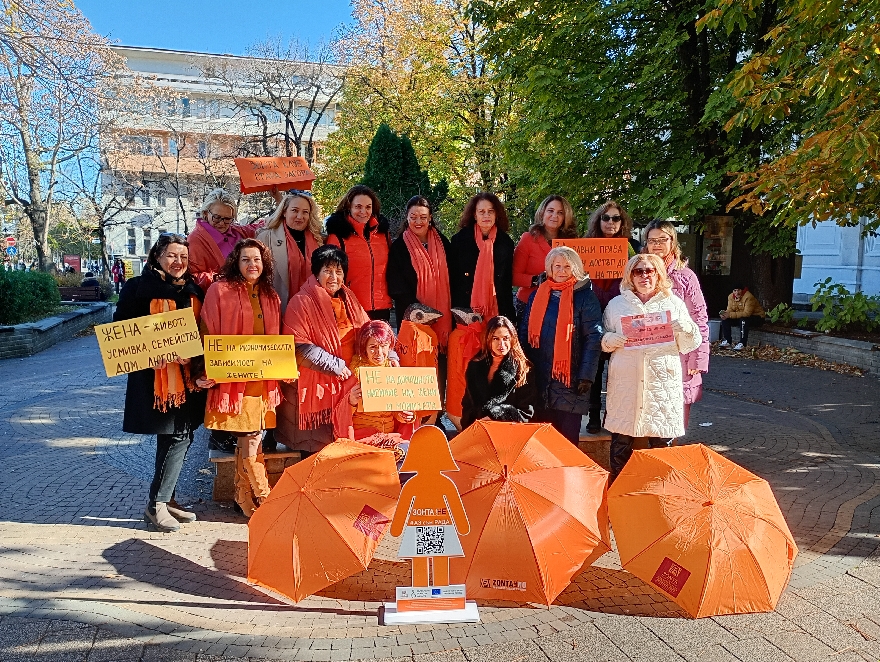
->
xmin=1 ymin=336 xmax=879 ymax=661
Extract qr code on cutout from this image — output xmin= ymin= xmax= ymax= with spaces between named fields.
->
xmin=415 ymin=526 xmax=445 ymax=555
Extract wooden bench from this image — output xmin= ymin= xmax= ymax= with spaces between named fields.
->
xmin=59 ymin=286 xmax=102 ymax=302
xmin=209 ymin=447 xmax=302 ymax=501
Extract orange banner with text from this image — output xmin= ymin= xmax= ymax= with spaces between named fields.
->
xmin=551 ymin=238 xmax=629 ymax=279
xmin=233 ymin=156 xmax=316 ymax=194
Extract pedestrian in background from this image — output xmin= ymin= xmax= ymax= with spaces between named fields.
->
xmin=520 ymin=246 xmax=603 ymax=443
xmin=325 ymin=185 xmax=393 ymax=321
xmin=111 ymin=259 xmax=125 ymax=294
xmin=512 ymin=195 xmax=578 ymax=321
xmin=450 ymin=192 xmax=516 ymax=321
xmin=255 ymin=190 xmax=323 ymax=314
xmin=114 ymin=233 xmax=205 ymax=533
xmin=196 ymin=238 xmax=282 ymax=518
xmin=720 ymin=284 xmax=765 ymax=350
xmin=584 ymin=200 xmax=641 ymax=432
xmin=643 ymin=219 xmax=709 ymax=430
xmin=601 ymin=254 xmax=701 ymax=479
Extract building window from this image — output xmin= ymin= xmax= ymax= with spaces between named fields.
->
xmin=181 ymin=98 xmax=190 ymax=117
xmin=126 ymin=228 xmax=136 ymax=255
xmin=142 ymin=229 xmax=152 ymax=255
xmin=168 ymin=139 xmax=178 ymax=156
xmin=157 ymin=189 xmax=167 ymax=207
xmin=140 ymin=189 xmax=150 ymax=206
xmin=197 ymin=141 xmax=207 ymax=159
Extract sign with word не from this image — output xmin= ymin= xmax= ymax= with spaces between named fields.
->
xmin=95 ymin=308 xmax=203 ymax=377
xmin=358 ymin=367 xmax=441 ymax=412
xmin=233 ymin=156 xmax=316 ymax=194
xmin=204 ymin=335 xmax=298 ymax=382
xmin=621 ymin=310 xmax=675 ymax=348
xmin=551 ymin=238 xmax=629 ymax=279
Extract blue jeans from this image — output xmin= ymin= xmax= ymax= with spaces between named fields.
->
xmin=149 ymin=431 xmax=194 ymax=506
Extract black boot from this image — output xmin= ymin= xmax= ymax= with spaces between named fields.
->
xmin=262 ymin=429 xmax=278 ymax=454
xmin=587 ymin=409 xmax=601 ymax=434
xmin=208 ymin=430 xmax=236 ymax=454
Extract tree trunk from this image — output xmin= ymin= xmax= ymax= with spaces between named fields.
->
xmin=27 ymin=204 xmax=53 ymax=272
xmin=750 ymin=253 xmax=794 ymax=310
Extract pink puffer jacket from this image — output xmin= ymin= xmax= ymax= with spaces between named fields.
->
xmin=667 ymin=261 xmax=709 ymax=405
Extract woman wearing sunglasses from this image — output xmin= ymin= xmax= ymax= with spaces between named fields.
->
xmin=583 ymin=200 xmax=641 ymax=433
xmin=643 ymin=219 xmax=709 ymax=430
xmin=601 ymin=254 xmax=701 ymax=480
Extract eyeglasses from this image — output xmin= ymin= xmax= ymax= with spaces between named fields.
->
xmin=601 ymin=214 xmax=622 ymax=223
xmin=647 ymin=237 xmax=671 ymax=245
xmin=632 ymin=267 xmax=657 ymax=276
xmin=208 ymin=212 xmax=235 ymax=223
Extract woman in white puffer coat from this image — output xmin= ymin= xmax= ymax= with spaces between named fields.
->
xmin=602 ymin=254 xmax=701 ymax=479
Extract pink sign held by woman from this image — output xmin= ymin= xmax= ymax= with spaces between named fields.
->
xmin=621 ymin=310 xmax=675 ymax=348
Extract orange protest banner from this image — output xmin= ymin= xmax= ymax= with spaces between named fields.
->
xmin=551 ymin=238 xmax=629 ymax=279
xmin=358 ymin=366 xmax=441 ymax=412
xmin=233 ymin=156 xmax=316 ymax=194
xmin=621 ymin=310 xmax=675 ymax=347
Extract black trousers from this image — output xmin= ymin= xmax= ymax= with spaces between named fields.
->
xmin=721 ymin=315 xmax=763 ymax=345
xmin=368 ymin=308 xmax=392 ymax=322
xmin=589 ymin=353 xmax=609 ymax=415
xmin=149 ymin=431 xmax=194 ymax=506
xmin=610 ymin=433 xmax=673 ymax=478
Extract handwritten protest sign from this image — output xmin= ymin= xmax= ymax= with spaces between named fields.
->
xmin=233 ymin=156 xmax=316 ymax=194
xmin=358 ymin=367 xmax=441 ymax=412
xmin=551 ymin=238 xmax=629 ymax=279
xmin=95 ymin=308 xmax=203 ymax=377
xmin=204 ymin=335 xmax=298 ymax=382
xmin=621 ymin=310 xmax=675 ymax=348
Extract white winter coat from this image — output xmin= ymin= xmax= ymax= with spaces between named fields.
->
xmin=601 ymin=290 xmax=701 ymax=438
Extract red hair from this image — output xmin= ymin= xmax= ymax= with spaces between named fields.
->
xmin=355 ymin=320 xmax=395 ymax=358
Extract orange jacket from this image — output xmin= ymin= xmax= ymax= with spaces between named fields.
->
xmin=325 ymin=213 xmax=392 ymax=312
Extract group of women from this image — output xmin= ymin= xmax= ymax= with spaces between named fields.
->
xmin=115 ymin=185 xmax=709 ymax=533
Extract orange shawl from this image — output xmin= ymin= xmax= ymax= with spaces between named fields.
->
xmin=471 ymin=224 xmax=498 ymax=319
xmin=445 ymin=321 xmax=485 ymax=417
xmin=283 ymin=275 xmax=370 ymax=429
xmin=201 ymin=280 xmax=282 ymax=415
xmin=403 ymin=227 xmax=452 ymax=347
xmin=187 ymin=222 xmax=255 ymax=292
xmin=150 ymin=297 xmax=200 ymax=411
xmin=527 ymin=277 xmax=577 ymax=387
xmin=286 ymin=229 xmax=319 ymax=301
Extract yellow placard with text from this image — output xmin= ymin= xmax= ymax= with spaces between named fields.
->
xmin=358 ymin=366 xmax=441 ymax=412
xmin=95 ymin=308 xmax=203 ymax=378
xmin=204 ymin=335 xmax=298 ymax=382
xmin=551 ymin=238 xmax=629 ymax=279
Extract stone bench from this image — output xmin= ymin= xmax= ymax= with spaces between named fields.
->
xmin=209 ymin=447 xmax=302 ymax=502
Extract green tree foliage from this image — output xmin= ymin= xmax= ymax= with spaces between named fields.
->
xmin=701 ymin=0 xmax=880 ymax=232
xmin=361 ymin=124 xmax=448 ymax=231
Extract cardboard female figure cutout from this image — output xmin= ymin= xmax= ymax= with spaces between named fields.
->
xmin=391 ymin=425 xmax=470 ymax=588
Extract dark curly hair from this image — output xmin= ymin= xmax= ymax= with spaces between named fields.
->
xmin=310 ymin=244 xmax=349 ymax=278
xmin=459 ymin=192 xmax=509 ymax=232
xmin=218 ymin=238 xmax=276 ymax=291
xmin=146 ymin=233 xmax=189 ymax=273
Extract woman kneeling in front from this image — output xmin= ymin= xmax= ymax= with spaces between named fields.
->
xmin=602 ymin=254 xmax=701 ymax=480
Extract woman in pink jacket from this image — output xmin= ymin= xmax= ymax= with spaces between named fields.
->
xmin=643 ymin=220 xmax=709 ymax=431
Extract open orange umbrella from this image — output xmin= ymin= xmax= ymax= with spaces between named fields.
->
xmin=449 ymin=421 xmax=611 ymax=605
xmin=247 ymin=440 xmax=401 ymax=602
xmin=608 ymin=443 xmax=798 ymax=618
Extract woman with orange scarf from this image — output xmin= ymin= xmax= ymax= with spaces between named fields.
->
xmin=518 ymin=246 xmax=604 ymax=443
xmin=277 ymin=245 xmax=372 ymax=454
xmin=115 ymin=234 xmax=206 ymax=533
xmin=196 ymin=239 xmax=283 ymax=518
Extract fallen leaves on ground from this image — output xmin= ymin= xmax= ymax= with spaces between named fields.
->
xmin=711 ymin=342 xmax=864 ymax=377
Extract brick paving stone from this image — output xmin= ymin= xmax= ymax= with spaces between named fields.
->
xmin=722 ymin=637 xmax=796 ymax=662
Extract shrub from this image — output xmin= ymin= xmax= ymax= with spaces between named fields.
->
xmin=767 ymin=303 xmax=795 ymax=325
xmin=0 ymin=270 xmax=61 ymax=325
xmin=810 ymin=277 xmax=880 ymax=333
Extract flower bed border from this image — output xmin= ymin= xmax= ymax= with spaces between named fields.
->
xmin=0 ymin=302 xmax=111 ymax=360
xmin=750 ymin=327 xmax=880 ymax=378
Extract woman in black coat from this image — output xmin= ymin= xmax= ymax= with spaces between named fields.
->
xmin=114 ymin=233 xmax=206 ymax=533
xmin=449 ymin=192 xmax=516 ymax=321
xmin=462 ymin=316 xmax=536 ymax=428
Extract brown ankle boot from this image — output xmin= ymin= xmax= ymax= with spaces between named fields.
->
xmin=242 ymin=454 xmax=271 ymax=505
xmin=234 ymin=448 xmax=258 ymax=517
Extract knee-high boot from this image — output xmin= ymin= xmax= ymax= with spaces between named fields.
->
xmin=243 ymin=453 xmax=271 ymax=505
xmin=234 ymin=447 xmax=258 ymax=517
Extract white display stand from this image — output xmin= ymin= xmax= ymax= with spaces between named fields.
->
xmin=382 ymin=600 xmax=480 ymax=625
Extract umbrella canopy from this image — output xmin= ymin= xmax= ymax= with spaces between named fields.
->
xmin=449 ymin=421 xmax=611 ymax=605
xmin=248 ymin=440 xmax=401 ymax=602
xmin=608 ymin=443 xmax=798 ymax=618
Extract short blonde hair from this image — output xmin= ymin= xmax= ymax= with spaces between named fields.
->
xmin=620 ymin=254 xmax=672 ymax=297
xmin=265 ymin=191 xmax=324 ymax=245
xmin=199 ymin=188 xmax=238 ymax=220
xmin=544 ymin=246 xmax=586 ymax=281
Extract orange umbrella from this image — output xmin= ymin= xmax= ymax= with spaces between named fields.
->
xmin=608 ymin=443 xmax=798 ymax=618
xmin=449 ymin=421 xmax=611 ymax=606
xmin=247 ymin=440 xmax=401 ymax=602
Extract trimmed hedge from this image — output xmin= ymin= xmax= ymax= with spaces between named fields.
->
xmin=0 ymin=270 xmax=61 ymax=325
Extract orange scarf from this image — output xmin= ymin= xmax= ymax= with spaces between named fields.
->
xmin=286 ymin=229 xmax=320 ymax=298
xmin=527 ymin=277 xmax=577 ymax=387
xmin=403 ymin=227 xmax=452 ymax=347
xmin=283 ymin=275 xmax=370 ymax=428
xmin=471 ymin=224 xmax=498 ymax=319
xmin=445 ymin=321 xmax=485 ymax=417
xmin=149 ymin=297 xmax=200 ymax=411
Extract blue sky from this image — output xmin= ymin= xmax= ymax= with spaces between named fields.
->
xmin=76 ymin=0 xmax=353 ymax=55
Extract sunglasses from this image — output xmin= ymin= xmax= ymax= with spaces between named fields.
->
xmin=287 ymin=189 xmax=313 ymax=198
xmin=601 ymin=214 xmax=623 ymax=223
xmin=632 ymin=267 xmax=657 ymax=276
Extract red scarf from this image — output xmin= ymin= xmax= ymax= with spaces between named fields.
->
xmin=201 ymin=281 xmax=282 ymax=415
xmin=471 ymin=224 xmax=498 ymax=319
xmin=403 ymin=227 xmax=452 ymax=347
xmin=527 ymin=277 xmax=577 ymax=387
xmin=283 ymin=275 xmax=370 ymax=429
xmin=663 ymin=251 xmax=676 ymax=271
xmin=150 ymin=297 xmax=200 ymax=411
